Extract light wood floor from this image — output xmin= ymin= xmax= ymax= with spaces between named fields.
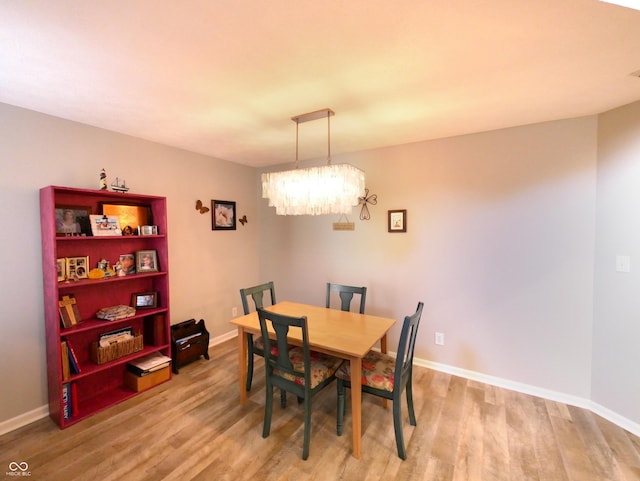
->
xmin=2 ymin=339 xmax=639 ymax=481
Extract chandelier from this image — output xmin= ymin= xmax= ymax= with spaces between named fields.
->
xmin=261 ymin=109 xmax=365 ymax=215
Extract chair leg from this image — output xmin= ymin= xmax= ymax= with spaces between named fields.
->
xmin=392 ymin=396 xmax=407 ymax=460
xmin=263 ymin=382 xmax=273 ymax=438
xmin=246 ymin=351 xmax=254 ymax=391
xmin=337 ymin=379 xmax=345 ymax=436
xmin=302 ymin=396 xmax=311 ymax=460
xmin=280 ymin=388 xmax=287 ymax=408
xmin=406 ymin=377 xmax=417 ymax=426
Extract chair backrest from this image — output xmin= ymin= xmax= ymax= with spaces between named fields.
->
xmin=393 ymin=302 xmax=424 ymax=393
xmin=257 ymin=307 xmax=310 ymax=388
xmin=325 ymin=283 xmax=367 ymax=314
xmin=240 ymin=281 xmax=276 ymax=315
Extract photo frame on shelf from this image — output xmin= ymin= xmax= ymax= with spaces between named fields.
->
xmin=66 ymin=256 xmax=89 ymax=279
xmin=388 ymin=209 xmax=407 ymax=233
xmin=56 ymin=258 xmax=66 ymax=282
xmin=131 ymin=292 xmax=158 ymax=309
xmin=212 ymin=200 xmax=236 ymax=230
xmin=99 ymin=202 xmax=152 ymax=234
xmin=55 ymin=205 xmax=92 ymax=236
xmin=89 ymin=214 xmax=122 ymax=236
xmin=135 ymin=250 xmax=158 ymax=272
xmin=118 ymin=254 xmax=136 ymax=275
xmin=139 ymin=225 xmax=159 ymax=236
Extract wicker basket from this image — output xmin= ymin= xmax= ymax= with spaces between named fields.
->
xmin=90 ymin=334 xmax=144 ymax=365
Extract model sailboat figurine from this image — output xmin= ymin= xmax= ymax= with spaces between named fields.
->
xmin=111 ymin=177 xmax=129 ymax=193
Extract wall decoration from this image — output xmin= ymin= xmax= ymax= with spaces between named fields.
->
xmin=358 ymin=188 xmax=377 ymax=220
xmin=195 ymin=200 xmax=210 ymax=214
xmin=212 ymin=200 xmax=236 ymax=230
xmin=388 ymin=209 xmax=407 ymax=233
xmin=238 ymin=215 xmax=248 ymax=226
xmin=55 ymin=205 xmax=92 ymax=236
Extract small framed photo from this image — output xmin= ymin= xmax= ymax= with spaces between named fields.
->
xmin=119 ymin=254 xmax=136 ymax=275
xmin=388 ymin=209 xmax=407 ymax=233
xmin=139 ymin=225 xmax=159 ymax=235
xmin=56 ymin=258 xmax=66 ymax=282
xmin=212 ymin=200 xmax=236 ymax=230
xmin=89 ymin=214 xmax=122 ymax=236
xmin=131 ymin=292 xmax=158 ymax=309
xmin=55 ymin=205 xmax=92 ymax=236
xmin=135 ymin=250 xmax=158 ymax=272
xmin=66 ymin=256 xmax=89 ymax=279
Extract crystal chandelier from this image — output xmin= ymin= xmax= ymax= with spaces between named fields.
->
xmin=261 ymin=109 xmax=365 ymax=215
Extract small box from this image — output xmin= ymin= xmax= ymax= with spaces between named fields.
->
xmin=124 ymin=366 xmax=170 ymax=392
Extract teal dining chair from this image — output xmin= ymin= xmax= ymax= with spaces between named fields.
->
xmin=239 ymin=282 xmax=276 ymax=392
xmin=336 ymin=301 xmax=424 ymax=460
xmin=325 ymin=283 xmax=367 ymax=313
xmin=257 ymin=307 xmax=343 ymax=460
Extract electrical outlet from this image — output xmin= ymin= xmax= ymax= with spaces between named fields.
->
xmin=232 ymin=306 xmax=238 ymax=317
xmin=435 ymin=332 xmax=444 ymax=346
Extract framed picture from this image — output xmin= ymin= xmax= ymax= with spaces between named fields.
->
xmin=212 ymin=200 xmax=236 ymax=230
xmin=135 ymin=250 xmax=158 ymax=272
xmin=131 ymin=292 xmax=158 ymax=309
xmin=99 ymin=203 xmax=152 ymax=234
xmin=55 ymin=205 xmax=92 ymax=236
xmin=388 ymin=209 xmax=407 ymax=233
xmin=118 ymin=254 xmax=136 ymax=275
xmin=89 ymin=214 xmax=122 ymax=236
xmin=66 ymin=256 xmax=89 ymax=279
xmin=56 ymin=258 xmax=66 ymax=282
xmin=139 ymin=225 xmax=159 ymax=235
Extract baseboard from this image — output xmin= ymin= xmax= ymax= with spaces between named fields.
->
xmin=0 ymin=405 xmax=49 ymax=437
xmin=4 ymin=332 xmax=638 ymax=439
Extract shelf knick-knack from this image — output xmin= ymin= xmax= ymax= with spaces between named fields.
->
xmin=99 ymin=168 xmax=107 ymax=190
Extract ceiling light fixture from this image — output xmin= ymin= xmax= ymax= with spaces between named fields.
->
xmin=261 ymin=108 xmax=365 ymax=215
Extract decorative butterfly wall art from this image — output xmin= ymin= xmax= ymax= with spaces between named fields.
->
xmin=358 ymin=188 xmax=377 ymax=220
xmin=195 ymin=200 xmax=210 ymax=214
xmin=238 ymin=215 xmax=248 ymax=226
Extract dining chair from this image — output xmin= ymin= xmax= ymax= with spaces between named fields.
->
xmin=336 ymin=301 xmax=424 ymax=460
xmin=325 ymin=283 xmax=367 ymax=313
xmin=239 ymin=282 xmax=277 ymax=392
xmin=257 ymin=307 xmax=344 ymax=460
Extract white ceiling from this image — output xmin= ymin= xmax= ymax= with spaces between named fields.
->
xmin=2 ymin=0 xmax=640 ymax=167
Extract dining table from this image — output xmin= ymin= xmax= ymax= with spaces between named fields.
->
xmin=230 ymin=301 xmax=396 ymax=459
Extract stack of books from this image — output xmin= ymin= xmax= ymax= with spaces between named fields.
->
xmin=126 ymin=352 xmax=171 ymax=377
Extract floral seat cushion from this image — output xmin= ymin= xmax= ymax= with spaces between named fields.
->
xmin=253 ymin=336 xmax=282 ymax=356
xmin=273 ymin=347 xmax=343 ymax=389
xmin=336 ymin=350 xmax=395 ymax=392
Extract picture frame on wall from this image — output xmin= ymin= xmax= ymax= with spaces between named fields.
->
xmin=388 ymin=209 xmax=407 ymax=233
xmin=135 ymin=250 xmax=158 ymax=272
xmin=212 ymin=200 xmax=236 ymax=230
xmin=55 ymin=205 xmax=92 ymax=236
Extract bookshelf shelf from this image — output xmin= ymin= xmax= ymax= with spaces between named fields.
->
xmin=40 ymin=186 xmax=172 ymax=428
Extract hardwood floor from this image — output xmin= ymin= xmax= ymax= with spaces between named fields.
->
xmin=2 ymin=339 xmax=639 ymax=480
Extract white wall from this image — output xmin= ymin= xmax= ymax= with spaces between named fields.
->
xmin=258 ymin=116 xmax=598 ymax=400
xmin=0 ymin=102 xmax=260 ymax=426
xmin=593 ymin=100 xmax=640 ymax=424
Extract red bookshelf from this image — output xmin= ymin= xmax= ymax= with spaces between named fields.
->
xmin=40 ymin=186 xmax=171 ymax=428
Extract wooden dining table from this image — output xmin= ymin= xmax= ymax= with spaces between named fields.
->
xmin=230 ymin=301 xmax=396 ymax=459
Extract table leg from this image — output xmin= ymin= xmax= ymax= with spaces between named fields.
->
xmin=238 ymin=327 xmax=247 ymax=405
xmin=350 ymin=356 xmax=362 ymax=459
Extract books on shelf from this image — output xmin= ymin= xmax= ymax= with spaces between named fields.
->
xmin=61 ymin=341 xmax=70 ymax=381
xmin=62 ymin=383 xmax=79 ymax=420
xmin=66 ymin=339 xmax=81 ymax=374
xmin=127 ymin=352 xmax=171 ymax=377
xmin=59 ymin=294 xmax=82 ymax=328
